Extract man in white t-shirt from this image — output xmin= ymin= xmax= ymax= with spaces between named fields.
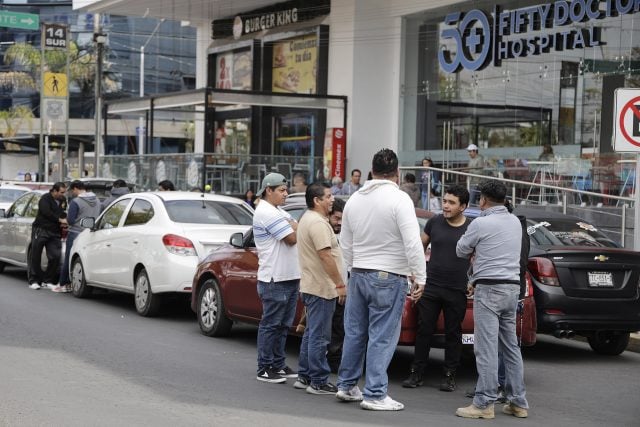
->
xmin=336 ymin=149 xmax=426 ymax=411
xmin=253 ymin=173 xmax=300 ymax=384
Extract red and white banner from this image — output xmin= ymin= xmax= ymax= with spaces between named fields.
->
xmin=323 ymin=128 xmax=346 ymax=180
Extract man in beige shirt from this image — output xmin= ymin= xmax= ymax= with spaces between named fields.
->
xmin=294 ymin=182 xmax=346 ymax=395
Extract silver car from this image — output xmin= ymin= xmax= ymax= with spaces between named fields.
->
xmin=0 ymin=190 xmax=58 ymax=273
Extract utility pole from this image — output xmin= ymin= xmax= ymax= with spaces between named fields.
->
xmin=138 ymin=18 xmax=165 ymax=155
xmin=93 ymin=13 xmax=106 ymax=177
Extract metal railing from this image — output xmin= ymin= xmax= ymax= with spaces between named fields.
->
xmin=404 ymin=166 xmax=638 ymax=249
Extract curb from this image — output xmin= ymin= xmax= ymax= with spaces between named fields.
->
xmin=573 ymin=332 xmax=640 ymax=354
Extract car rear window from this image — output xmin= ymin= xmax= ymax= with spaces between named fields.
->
xmin=165 ymin=200 xmax=253 ymax=225
xmin=0 ymin=188 xmax=27 ymax=203
xmin=527 ymin=219 xmax=618 ymax=248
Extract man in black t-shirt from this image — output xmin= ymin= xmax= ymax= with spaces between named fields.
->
xmin=402 ymin=184 xmax=470 ymax=392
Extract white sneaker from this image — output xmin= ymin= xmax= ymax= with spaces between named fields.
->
xmin=44 ymin=283 xmax=57 ymax=290
xmin=360 ymin=395 xmax=404 ymax=411
xmin=51 ymin=285 xmax=65 ymax=293
xmin=336 ymin=385 xmax=364 ymax=402
xmin=28 ymin=283 xmax=41 ymax=290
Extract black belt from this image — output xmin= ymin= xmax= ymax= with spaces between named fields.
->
xmin=351 ymin=268 xmax=407 ymax=279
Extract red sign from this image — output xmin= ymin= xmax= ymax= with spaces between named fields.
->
xmin=618 ymin=96 xmax=640 ymax=148
xmin=323 ymin=128 xmax=346 ymax=180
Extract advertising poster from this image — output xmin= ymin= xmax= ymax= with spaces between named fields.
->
xmin=323 ymin=128 xmax=346 ymax=180
xmin=215 ymin=48 xmax=253 ymax=90
xmin=272 ymin=34 xmax=317 ymax=94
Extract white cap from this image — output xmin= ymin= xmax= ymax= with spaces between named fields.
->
xmin=467 ymin=144 xmax=478 ymax=151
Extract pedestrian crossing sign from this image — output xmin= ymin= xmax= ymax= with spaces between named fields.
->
xmin=43 ymin=72 xmax=67 ymax=97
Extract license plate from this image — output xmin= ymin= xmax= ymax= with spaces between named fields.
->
xmin=588 ymin=271 xmax=613 ymax=287
xmin=462 ymin=334 xmax=474 ymax=344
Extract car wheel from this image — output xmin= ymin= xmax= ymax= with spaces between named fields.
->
xmin=134 ymin=268 xmax=162 ymax=317
xmin=71 ymin=257 xmax=93 ymax=298
xmin=0 ymin=261 xmax=5 ymax=273
xmin=587 ymin=331 xmax=630 ymax=356
xmin=198 ymin=278 xmax=232 ymax=337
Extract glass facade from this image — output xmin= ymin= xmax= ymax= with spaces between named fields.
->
xmin=401 ymin=0 xmax=640 ymax=167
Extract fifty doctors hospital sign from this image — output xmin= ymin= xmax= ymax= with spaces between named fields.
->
xmin=439 ymin=0 xmax=640 ymax=73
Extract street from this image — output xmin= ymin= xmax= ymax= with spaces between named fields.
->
xmin=0 ymin=266 xmax=638 ymax=427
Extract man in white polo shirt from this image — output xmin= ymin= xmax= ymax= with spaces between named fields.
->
xmin=253 ymin=173 xmax=300 ymax=384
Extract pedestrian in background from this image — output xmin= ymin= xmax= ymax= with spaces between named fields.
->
xmin=295 ymin=182 xmax=346 ymax=395
xmin=158 ymin=180 xmax=175 ymax=191
xmin=253 ymin=173 xmax=300 ymax=383
xmin=28 ymin=182 xmax=68 ymax=290
xmin=403 ymin=185 xmax=470 ymax=392
xmin=336 ymin=148 xmax=426 ymax=411
xmin=455 ymin=180 xmax=529 ymax=419
xmin=330 ymin=176 xmax=344 ymax=195
xmin=244 ymin=189 xmax=256 ymax=209
xmin=465 ymin=144 xmax=484 ymax=205
xmin=326 ymin=197 xmax=346 ymax=373
xmin=58 ymin=181 xmax=101 ymax=293
xmin=342 ymin=169 xmax=362 ymax=196
xmin=400 ymin=173 xmax=420 ymax=207
xmin=102 ymin=179 xmax=130 ymax=211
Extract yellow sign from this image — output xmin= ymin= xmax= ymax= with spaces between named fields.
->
xmin=43 ymin=72 xmax=67 ymax=97
xmin=272 ymin=34 xmax=318 ymax=94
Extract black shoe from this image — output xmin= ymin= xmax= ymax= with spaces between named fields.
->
xmin=439 ymin=370 xmax=456 ymax=392
xmin=274 ymin=366 xmax=297 ymax=378
xmin=306 ymin=382 xmax=338 ymax=395
xmin=497 ymin=386 xmax=507 ymax=403
xmin=257 ymin=368 xmax=286 ymax=384
xmin=402 ymin=369 xmax=424 ymax=388
xmin=465 ymin=390 xmax=475 ymax=398
xmin=293 ymin=377 xmax=310 ymax=389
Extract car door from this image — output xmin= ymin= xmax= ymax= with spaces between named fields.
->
xmin=79 ymin=198 xmax=131 ymax=285
xmin=0 ymin=193 xmax=33 ymax=261
xmin=111 ymin=198 xmax=155 ymax=288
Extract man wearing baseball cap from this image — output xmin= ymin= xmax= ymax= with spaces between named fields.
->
xmin=253 ymin=173 xmax=301 ymax=384
xmin=467 ymin=144 xmax=484 ymax=205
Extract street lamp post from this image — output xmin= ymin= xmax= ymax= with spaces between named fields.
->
xmin=93 ymin=14 xmax=106 ymax=178
xmin=138 ymin=18 xmax=165 ymax=156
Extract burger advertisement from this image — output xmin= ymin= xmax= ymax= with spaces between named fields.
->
xmin=272 ymin=34 xmax=318 ymax=94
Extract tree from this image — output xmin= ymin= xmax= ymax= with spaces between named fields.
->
xmin=0 ymin=106 xmax=34 ymax=150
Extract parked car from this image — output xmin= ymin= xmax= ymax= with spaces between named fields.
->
xmin=69 ymin=191 xmax=253 ymax=316
xmin=516 ymin=208 xmax=640 ymax=355
xmin=0 ymin=183 xmax=29 ymax=211
xmin=0 ymin=190 xmax=60 ymax=273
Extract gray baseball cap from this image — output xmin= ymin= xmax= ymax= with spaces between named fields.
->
xmin=256 ymin=173 xmax=288 ymax=197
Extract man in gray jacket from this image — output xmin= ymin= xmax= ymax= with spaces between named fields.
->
xmin=455 ymin=180 xmax=529 ymax=419
xmin=101 ymin=179 xmax=130 ymax=211
xmin=57 ymin=181 xmax=101 ymax=292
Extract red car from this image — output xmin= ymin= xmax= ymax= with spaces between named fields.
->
xmin=190 ymin=205 xmax=537 ymax=349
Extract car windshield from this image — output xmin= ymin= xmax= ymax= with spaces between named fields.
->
xmin=0 ymin=188 xmax=27 ymax=203
xmin=527 ymin=218 xmax=618 ymax=248
xmin=165 ymin=200 xmax=253 ymax=225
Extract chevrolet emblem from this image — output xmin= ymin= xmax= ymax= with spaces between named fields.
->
xmin=594 ymin=255 xmax=609 ymax=262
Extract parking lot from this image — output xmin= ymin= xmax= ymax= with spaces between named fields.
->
xmin=1 ymin=266 xmax=638 ymax=426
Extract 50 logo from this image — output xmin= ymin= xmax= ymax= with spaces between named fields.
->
xmin=438 ymin=10 xmax=492 ymax=73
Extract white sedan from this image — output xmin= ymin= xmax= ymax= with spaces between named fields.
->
xmin=69 ymin=191 xmax=252 ymax=316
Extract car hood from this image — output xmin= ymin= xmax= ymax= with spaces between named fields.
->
xmin=179 ymin=224 xmax=252 ymax=260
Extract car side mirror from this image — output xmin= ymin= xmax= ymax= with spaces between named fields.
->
xmin=80 ymin=217 xmax=95 ymax=229
xmin=0 ymin=208 xmax=5 ymax=218
xmin=230 ymin=232 xmax=244 ymax=248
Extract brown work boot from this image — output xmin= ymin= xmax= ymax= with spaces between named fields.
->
xmin=455 ymin=403 xmax=495 ymax=419
xmin=502 ymin=403 xmax=528 ymax=418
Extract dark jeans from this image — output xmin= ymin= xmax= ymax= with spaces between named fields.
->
xmin=28 ymin=226 xmax=62 ymax=285
xmin=297 ymin=293 xmax=336 ymax=386
xmin=59 ymin=231 xmax=78 ymax=286
xmin=327 ymin=302 xmax=345 ymax=371
xmin=256 ymin=279 xmax=299 ymax=373
xmin=412 ymin=285 xmax=467 ymax=373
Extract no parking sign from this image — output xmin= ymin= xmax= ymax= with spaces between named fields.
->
xmin=613 ymin=88 xmax=640 ymax=152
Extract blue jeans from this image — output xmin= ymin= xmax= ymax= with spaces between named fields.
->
xmin=473 ymin=284 xmax=528 ymax=409
xmin=59 ymin=231 xmax=78 ymax=286
xmin=337 ymin=270 xmax=406 ymax=400
xmin=298 ymin=293 xmax=336 ymax=386
xmin=256 ymin=279 xmax=299 ymax=373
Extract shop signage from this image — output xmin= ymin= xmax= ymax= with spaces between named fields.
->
xmin=43 ymin=23 xmax=67 ymax=49
xmin=272 ymin=34 xmax=317 ymax=94
xmin=439 ymin=0 xmax=640 ymax=73
xmin=323 ymin=128 xmax=346 ymax=180
xmin=613 ymin=88 xmax=640 ymax=152
xmin=211 ymin=0 xmax=330 ymax=39
xmin=215 ymin=49 xmax=252 ymax=90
